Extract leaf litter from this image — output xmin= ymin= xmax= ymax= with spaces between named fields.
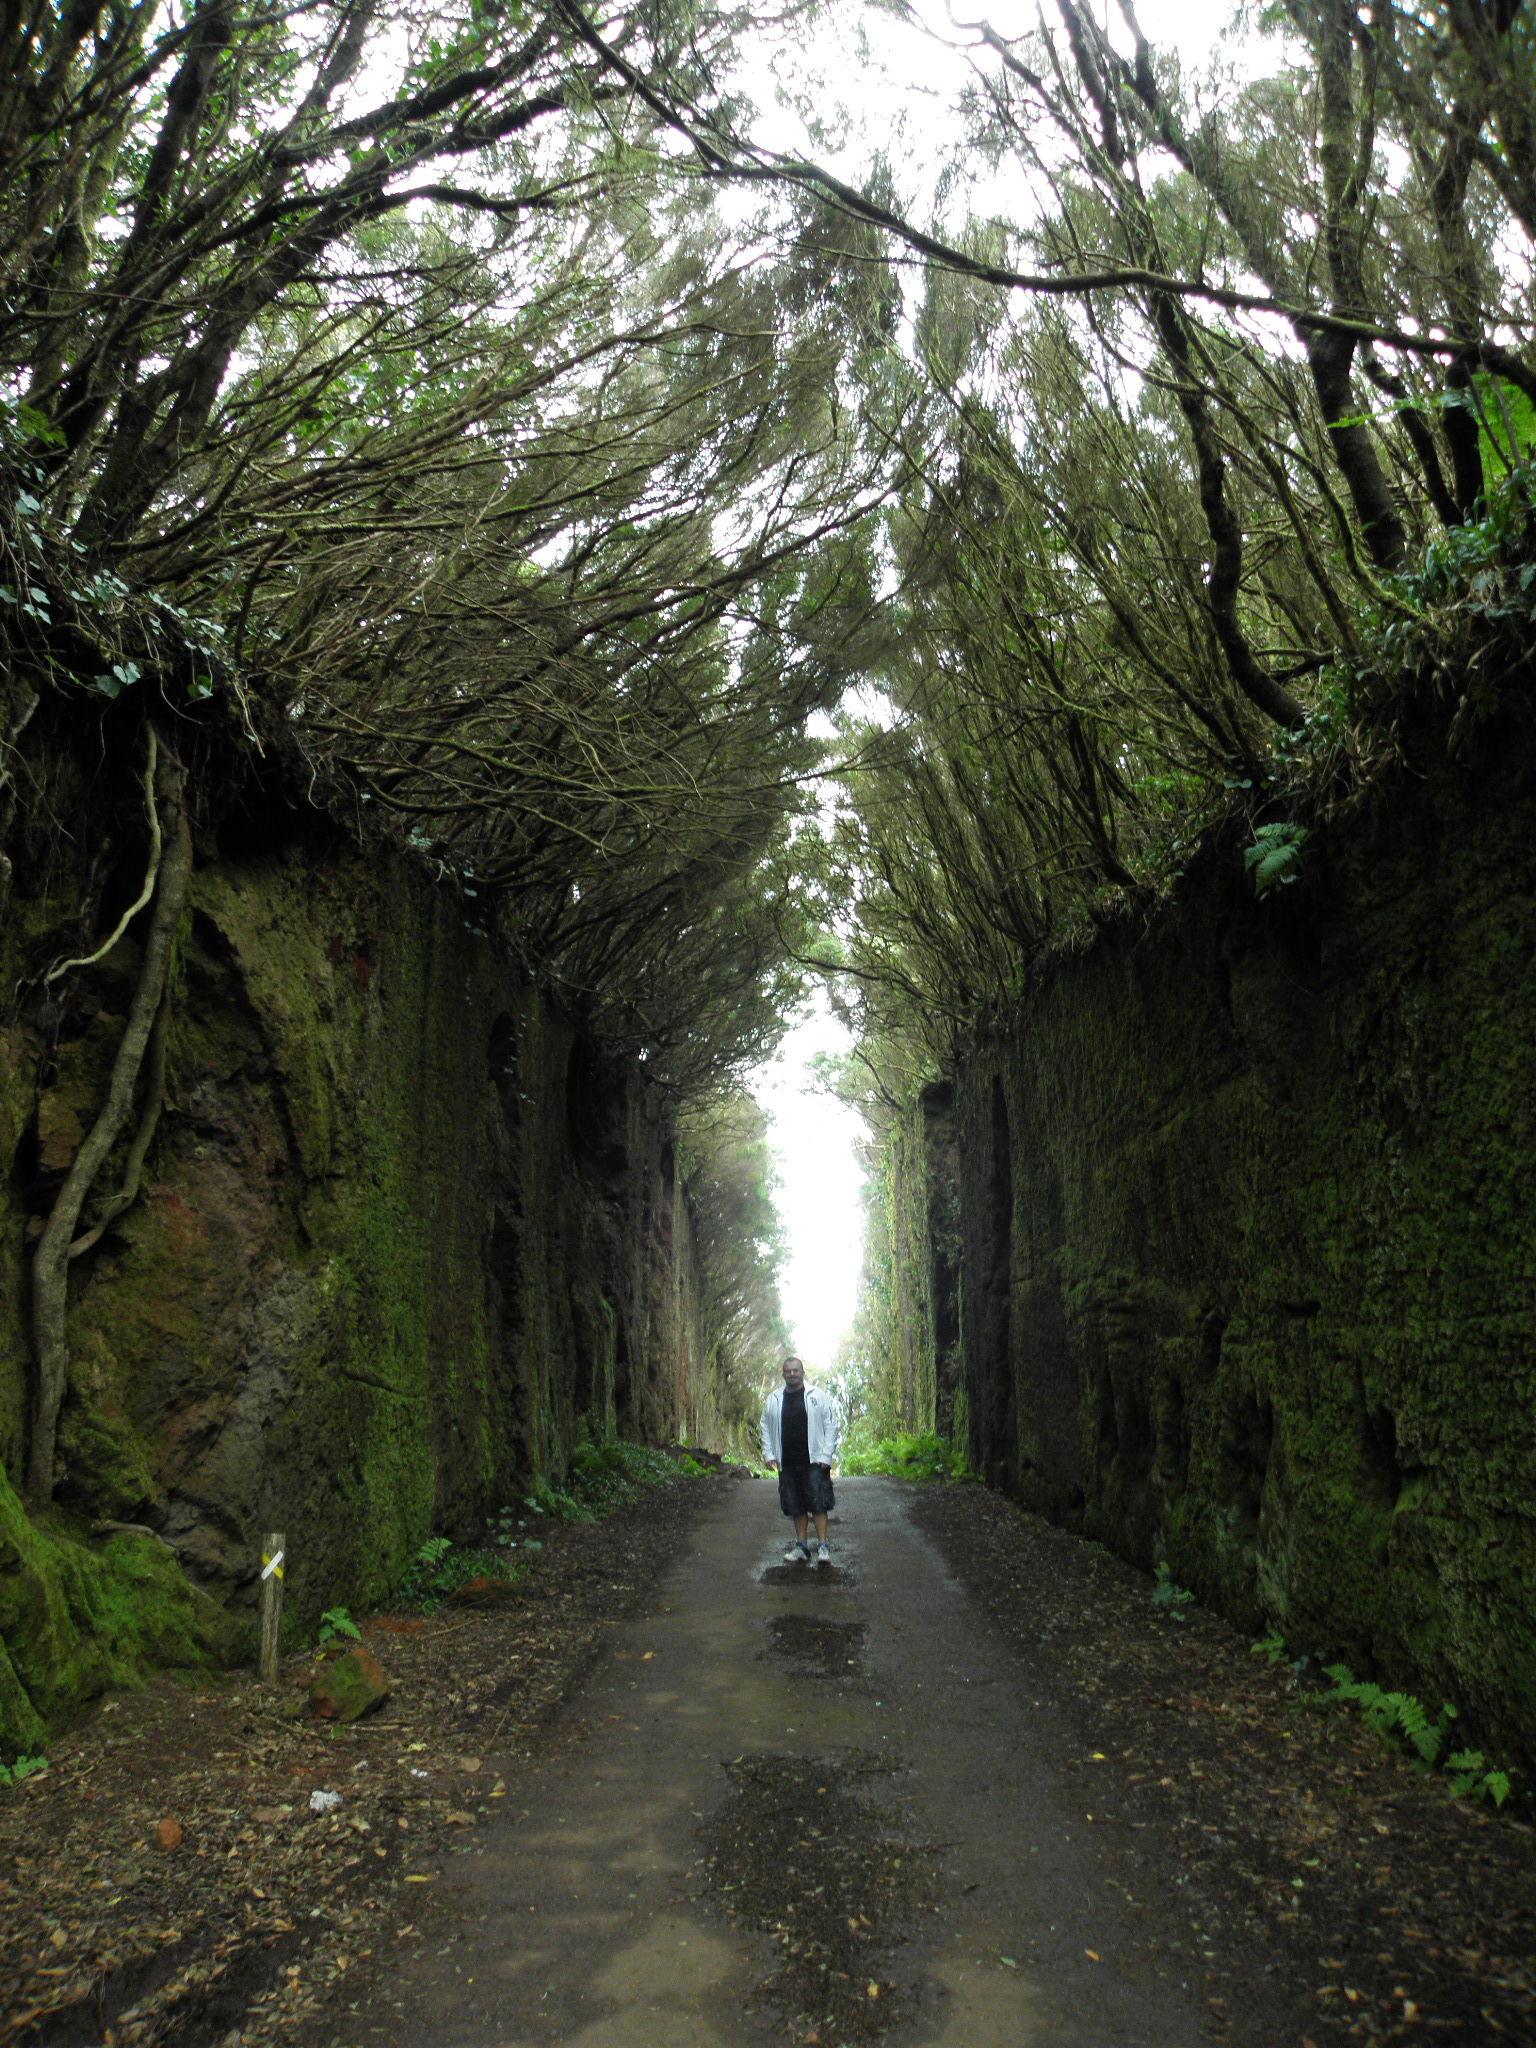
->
xmin=909 ymin=1484 xmax=1536 ymax=2047
xmin=0 ymin=1480 xmax=732 ymax=2047
xmin=4 ymin=1474 xmax=1533 ymax=2048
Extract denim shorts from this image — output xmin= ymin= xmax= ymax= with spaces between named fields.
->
xmin=778 ymin=1463 xmax=835 ymax=1518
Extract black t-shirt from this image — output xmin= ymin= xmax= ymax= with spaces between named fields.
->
xmin=781 ymin=1386 xmax=810 ymax=1466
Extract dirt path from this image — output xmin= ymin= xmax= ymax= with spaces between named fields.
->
xmin=4 ymin=1472 xmax=1532 ymax=2048
xmin=337 ymin=1476 xmax=1212 ymax=2048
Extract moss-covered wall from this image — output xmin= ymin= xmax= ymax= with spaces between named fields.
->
xmin=0 ymin=707 xmax=726 ymax=1752
xmin=953 ymin=708 xmax=1536 ymax=1765
xmin=854 ymin=1086 xmax=959 ymax=1442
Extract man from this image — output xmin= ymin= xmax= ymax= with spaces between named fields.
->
xmin=760 ymin=1355 xmax=840 ymax=1566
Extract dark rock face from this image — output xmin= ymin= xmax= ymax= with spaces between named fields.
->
xmin=950 ymin=719 xmax=1536 ymax=1765
xmin=0 ymin=724 xmax=730 ymax=1747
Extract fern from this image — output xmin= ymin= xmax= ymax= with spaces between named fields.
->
xmin=1321 ymin=1666 xmax=1450 ymax=1768
xmin=1447 ymin=1749 xmax=1515 ymax=1807
xmin=1274 ymin=1646 xmax=1515 ymax=1805
xmin=1244 ymin=821 xmax=1309 ymax=896
xmin=1391 ymin=1693 xmax=1442 ymax=1765
xmin=317 ymin=1606 xmax=362 ymax=1646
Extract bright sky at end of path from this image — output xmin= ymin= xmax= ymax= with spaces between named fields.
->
xmin=751 ymin=997 xmax=866 ymax=1369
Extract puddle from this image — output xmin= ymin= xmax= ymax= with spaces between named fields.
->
xmin=759 ymin=1560 xmax=858 ymax=1589
xmin=765 ymin=1613 xmax=869 ymax=1681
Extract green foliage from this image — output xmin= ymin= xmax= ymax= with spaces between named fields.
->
xmin=1395 ymin=468 xmax=1536 ymax=616
xmin=316 ymin=1608 xmax=362 ymax=1647
xmin=1152 ymin=1561 xmax=1195 ymax=1620
xmin=556 ymin=1437 xmax=708 ymax=1518
xmin=1251 ymin=1630 xmax=1315 ymax=1678
xmin=845 ymin=1080 xmax=950 ymax=1451
xmin=1445 ymin=1750 xmax=1515 ymax=1809
xmin=679 ymin=1091 xmax=793 ymax=1429
xmin=392 ymin=1442 xmax=706 ymax=1608
xmin=1244 ymin=821 xmax=1309 ymax=897
xmin=1133 ymin=769 xmax=1209 ymax=818
xmin=1343 ymin=464 xmax=1536 ymax=711
xmin=0 ymin=3 xmax=904 ymax=1093
xmin=524 ymin=1481 xmax=587 ymax=1521
xmin=1320 ymin=1663 xmax=1447 ymax=1764
xmin=1467 ymin=378 xmax=1536 ymax=481
xmin=392 ymin=1535 xmax=472 ymax=1613
xmin=1245 ymin=1630 xmax=1519 ymax=1807
xmin=840 ymin=1428 xmax=970 ymax=1480
xmin=0 ymin=1754 xmax=48 ymax=1788
xmin=1255 ymin=1650 xmax=1522 ymax=1807
xmin=393 ymin=1535 xmax=531 ymax=1614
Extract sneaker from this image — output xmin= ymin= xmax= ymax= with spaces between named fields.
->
xmin=784 ymin=1540 xmax=810 ymax=1564
xmin=816 ymin=1542 xmax=831 ymax=1567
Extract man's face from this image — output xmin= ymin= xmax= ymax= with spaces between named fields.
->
xmin=782 ymin=1359 xmax=805 ymax=1391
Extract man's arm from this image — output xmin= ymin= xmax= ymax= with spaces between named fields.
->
xmin=812 ymin=1390 xmax=839 ymax=1468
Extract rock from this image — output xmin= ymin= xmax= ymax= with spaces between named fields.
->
xmin=446 ymin=1575 xmax=520 ymax=1608
xmin=91 ymin=1520 xmax=174 ymax=1548
xmin=309 ymin=1645 xmax=390 ymax=1722
xmin=36 ymin=1093 xmax=85 ymax=1174
xmin=154 ymin=1818 xmax=184 ymax=1852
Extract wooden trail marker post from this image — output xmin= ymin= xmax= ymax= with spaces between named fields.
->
xmin=259 ymin=1532 xmax=286 ymax=1683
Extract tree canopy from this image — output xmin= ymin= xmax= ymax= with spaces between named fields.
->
xmin=1 ymin=0 xmax=906 ymax=1095
xmin=5 ymin=0 xmax=1535 ymax=1144
xmin=790 ymin=0 xmax=1536 ymax=1079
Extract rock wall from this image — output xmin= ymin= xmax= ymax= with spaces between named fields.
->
xmin=1 ymin=705 xmax=732 ymax=1752
xmin=951 ymin=705 xmax=1536 ymax=1764
xmin=853 ymin=1086 xmax=959 ymax=1441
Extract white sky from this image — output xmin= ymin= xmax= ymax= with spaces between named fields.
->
xmin=749 ymin=990 xmax=867 ymax=1366
xmin=741 ymin=0 xmax=1256 ymax=171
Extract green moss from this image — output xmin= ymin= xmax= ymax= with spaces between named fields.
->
xmin=940 ymin=724 xmax=1536 ymax=1764
xmin=257 ymin=880 xmax=511 ymax=1617
xmin=55 ymin=1389 xmax=159 ymax=1520
xmin=0 ymin=1467 xmax=248 ymax=1757
xmin=858 ymin=1104 xmax=943 ymax=1439
xmin=2 ymin=799 xmax=726 ymax=1734
xmin=190 ymin=867 xmax=345 ymax=1175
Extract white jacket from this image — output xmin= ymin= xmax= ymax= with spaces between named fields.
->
xmin=760 ymin=1384 xmax=840 ymax=1468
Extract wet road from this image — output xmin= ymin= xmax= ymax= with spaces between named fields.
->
xmin=356 ymin=1477 xmax=1214 ymax=2047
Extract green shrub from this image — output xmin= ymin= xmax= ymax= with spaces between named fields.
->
xmin=391 ymin=1439 xmax=706 ymax=1609
xmin=392 ymin=1531 xmax=529 ymax=1613
xmin=1319 ymin=1663 xmax=1448 ymax=1764
xmin=550 ymin=1437 xmax=707 ymax=1519
xmin=1244 ymin=820 xmax=1309 ymax=896
xmin=840 ymin=1429 xmax=971 ymax=1480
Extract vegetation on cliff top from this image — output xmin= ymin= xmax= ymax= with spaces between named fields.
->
xmin=2 ymin=0 xmax=1532 ymax=1094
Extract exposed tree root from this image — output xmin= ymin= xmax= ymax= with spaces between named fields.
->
xmin=26 ymin=730 xmax=194 ymax=1503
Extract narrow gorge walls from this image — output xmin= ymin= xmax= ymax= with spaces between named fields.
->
xmin=1 ymin=710 xmax=731 ymax=1752
xmin=855 ymin=1086 xmax=960 ymax=1442
xmin=948 ymin=715 xmax=1536 ymax=1761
